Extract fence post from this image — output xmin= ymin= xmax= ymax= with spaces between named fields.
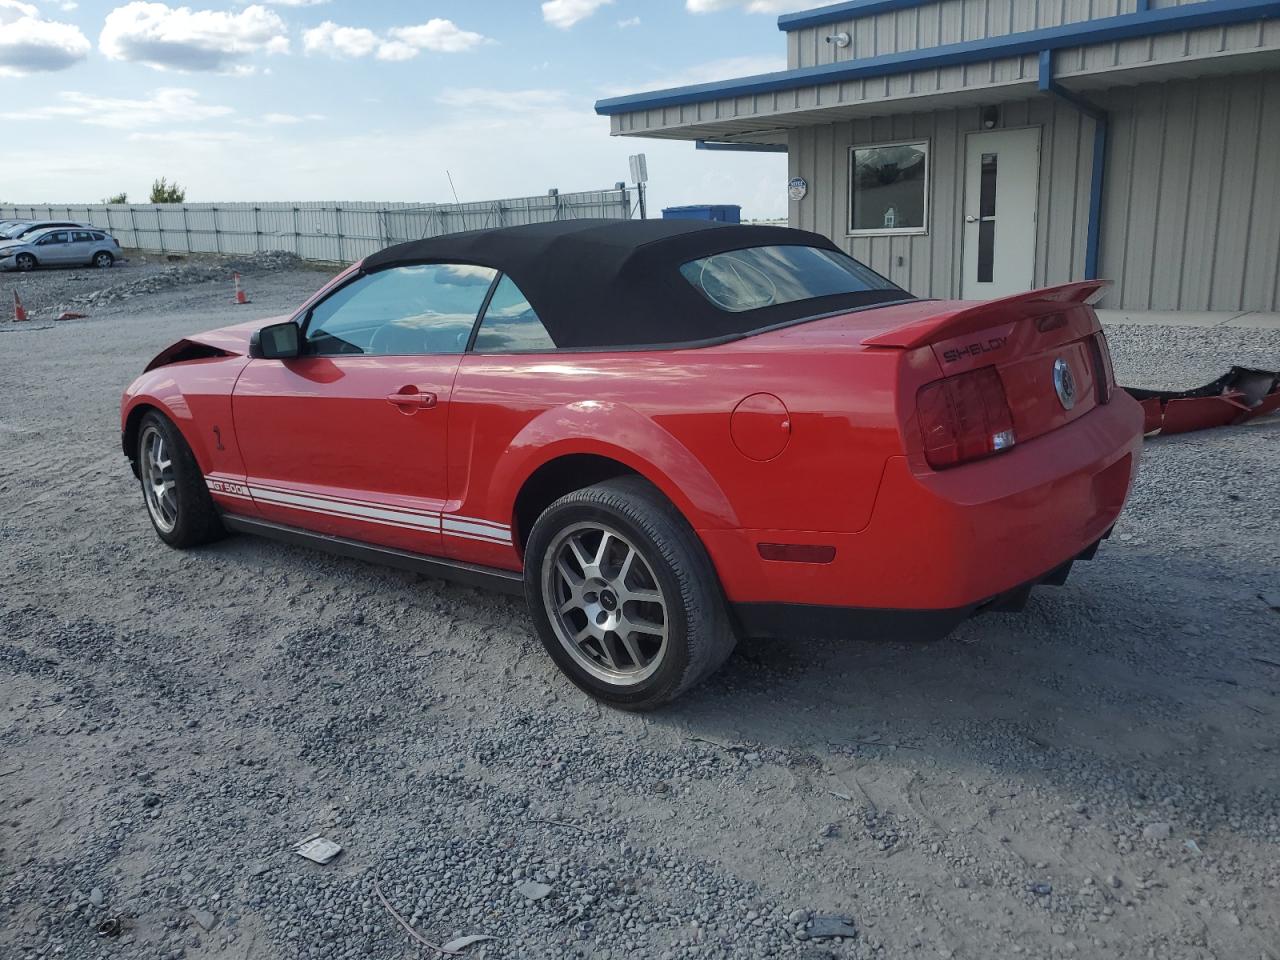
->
xmin=335 ymin=205 xmax=343 ymax=262
xmin=293 ymin=206 xmax=301 ymax=257
xmin=213 ymin=206 xmax=221 ymax=254
xmin=128 ymin=205 xmax=138 ymax=249
xmin=253 ymin=206 xmax=261 ymax=254
xmin=157 ymin=206 xmax=166 ymax=253
xmin=181 ymin=205 xmax=190 ymax=253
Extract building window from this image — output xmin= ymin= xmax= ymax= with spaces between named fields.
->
xmin=848 ymin=140 xmax=929 ymax=235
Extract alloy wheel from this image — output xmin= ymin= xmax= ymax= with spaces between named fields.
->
xmin=140 ymin=425 xmax=178 ymax=533
xmin=541 ymin=521 xmax=669 ymax=685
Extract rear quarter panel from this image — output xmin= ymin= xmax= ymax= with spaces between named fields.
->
xmin=448 ymin=340 xmax=908 ymax=548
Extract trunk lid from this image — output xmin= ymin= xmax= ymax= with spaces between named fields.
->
xmin=862 ymin=282 xmax=1112 ymax=450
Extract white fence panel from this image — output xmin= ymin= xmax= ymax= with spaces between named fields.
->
xmin=0 ymin=188 xmax=633 ymax=263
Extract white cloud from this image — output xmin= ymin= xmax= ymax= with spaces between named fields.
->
xmin=259 ymin=0 xmax=326 ymax=5
xmin=617 ymin=16 xmax=640 ymax=28
xmin=304 ymin=17 xmax=488 ymax=61
xmin=0 ymin=87 xmax=233 ymax=129
xmin=247 ymin=110 xmax=322 ymax=124
xmin=436 ymin=88 xmax=568 ymax=112
xmin=302 ymin=21 xmax=376 ymax=58
xmin=603 ymin=54 xmax=786 ymax=97
xmin=386 ymin=19 xmax=487 ymax=54
xmin=99 ymin=2 xmax=290 ymax=73
xmin=127 ymin=128 xmax=251 ymax=143
xmin=0 ymin=0 xmax=90 ymax=76
xmin=686 ymin=0 xmax=797 ymax=12
xmin=541 ymin=0 xmax=611 ymax=30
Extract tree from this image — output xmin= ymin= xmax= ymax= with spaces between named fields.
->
xmin=149 ymin=178 xmax=186 ymax=204
xmin=103 ymin=192 xmax=128 ymax=204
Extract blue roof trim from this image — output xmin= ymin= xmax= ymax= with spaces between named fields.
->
xmin=777 ymin=0 xmax=932 ymax=33
xmin=596 ymin=0 xmax=1280 ymax=116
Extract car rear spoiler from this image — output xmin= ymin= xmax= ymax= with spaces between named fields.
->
xmin=861 ymin=280 xmax=1109 ymax=350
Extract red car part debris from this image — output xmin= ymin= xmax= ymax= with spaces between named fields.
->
xmin=1123 ymin=367 xmax=1280 ymax=435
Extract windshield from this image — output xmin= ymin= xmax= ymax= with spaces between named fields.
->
xmin=679 ymin=244 xmax=898 ymax=313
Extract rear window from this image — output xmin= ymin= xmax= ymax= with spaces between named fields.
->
xmin=679 ymin=245 xmax=895 ymax=313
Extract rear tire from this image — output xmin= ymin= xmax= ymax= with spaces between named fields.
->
xmin=15 ymin=253 xmax=36 ymax=272
xmin=136 ymin=410 xmax=224 ymax=548
xmin=524 ymin=476 xmax=737 ymax=710
xmin=93 ymin=251 xmax=114 ymax=268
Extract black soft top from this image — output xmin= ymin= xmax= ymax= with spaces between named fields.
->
xmin=361 ymin=219 xmax=909 ymax=349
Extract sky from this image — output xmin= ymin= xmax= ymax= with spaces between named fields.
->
xmin=0 ymin=0 xmax=804 ymax=218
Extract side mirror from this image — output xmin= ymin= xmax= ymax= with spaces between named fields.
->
xmin=249 ymin=321 xmax=301 ymax=360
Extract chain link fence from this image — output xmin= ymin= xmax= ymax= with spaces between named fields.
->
xmin=1 ymin=188 xmax=633 ymax=263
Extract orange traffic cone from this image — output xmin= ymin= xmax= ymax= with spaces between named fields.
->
xmin=12 ymin=290 xmax=28 ymax=322
xmin=232 ymin=272 xmax=250 ymax=305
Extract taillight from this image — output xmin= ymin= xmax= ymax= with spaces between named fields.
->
xmin=917 ymin=366 xmax=1016 ymax=470
xmin=1088 ymin=330 xmax=1114 ymax=403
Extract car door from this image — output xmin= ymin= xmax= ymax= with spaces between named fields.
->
xmin=232 ymin=262 xmax=499 ymax=557
xmin=69 ymin=230 xmax=96 ymax=264
xmin=34 ymin=231 xmax=72 ymax=263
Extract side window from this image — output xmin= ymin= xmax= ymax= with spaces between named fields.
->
xmin=304 ymin=263 xmax=496 ymax=357
xmin=37 ymin=232 xmax=69 ymax=246
xmin=72 ymin=231 xmax=94 ymax=243
xmin=472 ymin=275 xmax=555 ymax=352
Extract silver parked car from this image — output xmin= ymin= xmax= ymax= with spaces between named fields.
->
xmin=0 ymin=227 xmax=122 ymax=271
xmin=0 ymin=219 xmax=92 ymax=240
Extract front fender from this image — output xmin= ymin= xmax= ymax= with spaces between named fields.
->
xmin=120 ymin=356 xmax=250 ymax=473
xmin=493 ymin=401 xmax=740 ymax=530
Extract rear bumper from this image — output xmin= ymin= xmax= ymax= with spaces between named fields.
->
xmin=732 ymin=534 xmax=1105 ymax=641
xmin=701 ymin=392 xmax=1143 ymax=615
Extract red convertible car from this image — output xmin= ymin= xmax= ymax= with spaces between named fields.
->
xmin=122 ymin=220 xmax=1142 ymax=709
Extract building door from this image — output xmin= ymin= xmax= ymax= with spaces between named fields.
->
xmin=962 ymin=127 xmax=1040 ymax=299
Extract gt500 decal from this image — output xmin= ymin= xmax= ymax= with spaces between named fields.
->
xmin=206 ymin=478 xmax=251 ymax=498
xmin=941 ymin=336 xmax=1008 ymax=364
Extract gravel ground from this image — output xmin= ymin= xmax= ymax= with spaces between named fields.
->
xmin=1 ymin=264 xmax=1278 ymax=960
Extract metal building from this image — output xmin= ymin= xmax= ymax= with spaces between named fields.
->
xmin=596 ymin=0 xmax=1280 ymax=312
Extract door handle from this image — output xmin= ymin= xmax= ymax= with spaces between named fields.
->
xmin=386 ymin=389 xmax=437 ymax=409
xmin=965 ymin=215 xmax=979 ymax=223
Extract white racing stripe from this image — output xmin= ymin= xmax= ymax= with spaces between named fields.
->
xmin=250 ymin=486 xmax=443 ymax=531
xmin=204 ymin=475 xmax=512 ymax=545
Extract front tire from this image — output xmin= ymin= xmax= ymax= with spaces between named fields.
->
xmin=136 ymin=411 xmax=224 ymax=548
xmin=524 ymin=476 xmax=737 ymax=710
xmin=93 ymin=251 xmax=114 ymax=268
xmin=15 ymin=253 xmax=36 ymax=272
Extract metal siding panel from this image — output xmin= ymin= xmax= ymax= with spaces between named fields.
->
xmin=1149 ymin=83 xmax=1196 ymax=309
xmin=815 ymin=123 xmax=836 ymax=240
xmin=934 ymin=108 xmax=961 ymax=296
xmin=1244 ymin=72 xmax=1280 ymax=310
xmin=1179 ymin=79 xmax=1231 ymax=309
xmin=1213 ymin=75 xmax=1263 ymax=308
